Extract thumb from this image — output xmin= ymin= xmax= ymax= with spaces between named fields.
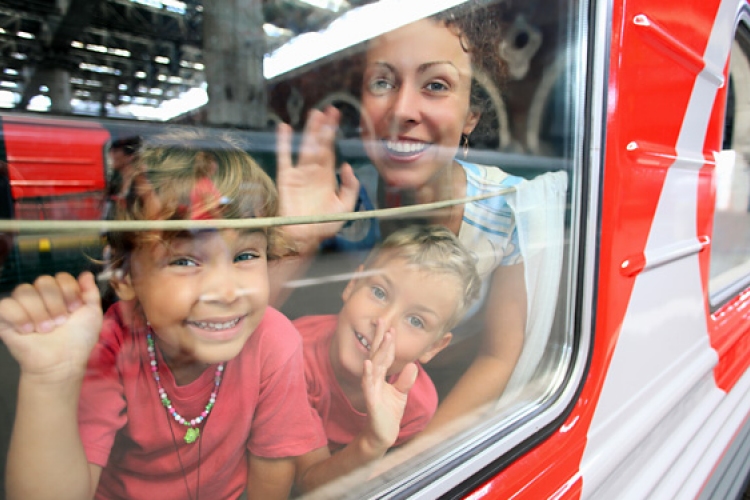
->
xmin=338 ymin=162 xmax=360 ymax=211
xmin=392 ymin=363 xmax=418 ymax=395
xmin=78 ymin=271 xmax=102 ymax=309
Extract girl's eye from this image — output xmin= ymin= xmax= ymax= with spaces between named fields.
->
xmin=408 ymin=316 xmax=425 ymax=329
xmin=235 ymin=251 xmax=261 ymax=263
xmin=371 ymin=286 xmax=386 ymax=301
xmin=170 ymin=257 xmax=198 ymax=267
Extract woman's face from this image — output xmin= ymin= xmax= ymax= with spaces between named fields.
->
xmin=360 ymin=18 xmax=479 ymax=190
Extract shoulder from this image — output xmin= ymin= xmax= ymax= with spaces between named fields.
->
xmin=243 ymin=307 xmax=302 ymax=361
xmin=292 ymin=314 xmax=337 ymax=340
xmin=405 ymin=364 xmax=438 ymax=414
xmin=459 ymin=160 xmax=525 ymax=190
xmin=90 ymin=302 xmax=136 ymax=364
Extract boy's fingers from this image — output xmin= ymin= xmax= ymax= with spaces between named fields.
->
xmin=392 ymin=363 xmax=418 ymax=395
xmin=362 ymin=359 xmax=376 ymax=396
xmin=370 ymin=331 xmax=396 ymax=384
xmin=371 ymin=319 xmax=386 ymax=354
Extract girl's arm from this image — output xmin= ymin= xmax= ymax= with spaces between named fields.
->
xmin=7 ymin=378 xmax=102 ymax=500
xmin=246 ymin=455 xmax=297 ymax=500
xmin=0 ymin=272 xmax=104 ymax=500
xmin=424 ymin=263 xmax=527 ymax=432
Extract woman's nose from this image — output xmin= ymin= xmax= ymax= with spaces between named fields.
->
xmin=390 ymin=84 xmax=420 ymax=128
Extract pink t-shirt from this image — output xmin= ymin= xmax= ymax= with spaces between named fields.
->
xmin=293 ymin=314 xmax=437 ymax=452
xmin=79 ymin=303 xmax=326 ymax=500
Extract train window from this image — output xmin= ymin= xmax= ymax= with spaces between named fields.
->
xmin=0 ymin=0 xmax=588 ymax=498
xmin=269 ymin=1 xmax=586 ymax=496
xmin=710 ymin=19 xmax=750 ymax=306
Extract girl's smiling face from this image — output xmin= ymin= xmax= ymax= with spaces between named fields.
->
xmin=360 ymin=18 xmax=479 ymax=190
xmin=120 ymin=229 xmax=269 ymax=367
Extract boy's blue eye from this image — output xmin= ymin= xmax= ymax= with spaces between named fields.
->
xmin=371 ymin=286 xmax=386 ymax=300
xmin=408 ymin=316 xmax=424 ymax=329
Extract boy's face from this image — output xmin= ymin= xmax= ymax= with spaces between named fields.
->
xmin=116 ymin=228 xmax=269 ymax=366
xmin=331 ymin=255 xmax=458 ymax=381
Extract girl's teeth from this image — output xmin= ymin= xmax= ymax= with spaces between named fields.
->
xmin=190 ymin=318 xmax=240 ymax=331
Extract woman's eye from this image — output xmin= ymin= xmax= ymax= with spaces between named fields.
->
xmin=235 ymin=251 xmax=261 ymax=263
xmin=408 ymin=316 xmax=425 ymax=329
xmin=371 ymin=286 xmax=386 ymax=300
xmin=425 ymin=81 xmax=449 ymax=92
xmin=367 ymin=77 xmax=395 ymax=94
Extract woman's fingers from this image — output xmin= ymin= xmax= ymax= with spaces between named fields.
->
xmin=276 ymin=122 xmax=293 ymax=172
xmin=338 ymin=162 xmax=360 ymax=211
xmin=298 ymin=107 xmax=339 ymax=169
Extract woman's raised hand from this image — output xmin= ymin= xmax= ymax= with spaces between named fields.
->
xmin=0 ymin=271 xmax=103 ymax=383
xmin=276 ymin=106 xmax=360 ymax=254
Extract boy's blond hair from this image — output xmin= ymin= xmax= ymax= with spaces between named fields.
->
xmin=363 ymin=225 xmax=481 ymax=331
xmin=106 ymin=129 xmax=285 ymax=273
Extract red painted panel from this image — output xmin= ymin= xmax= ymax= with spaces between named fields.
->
xmin=466 ymin=0 xmax=729 ymax=497
xmin=2 ymin=118 xmax=110 ymax=199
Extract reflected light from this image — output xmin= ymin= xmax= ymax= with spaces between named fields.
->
xmin=28 ymin=95 xmax=51 ymax=112
xmin=0 ymin=90 xmax=18 ymax=108
xmin=263 ymin=0 xmax=470 ymax=79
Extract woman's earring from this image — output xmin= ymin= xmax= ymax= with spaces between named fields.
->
xmin=462 ymin=135 xmax=470 ymax=159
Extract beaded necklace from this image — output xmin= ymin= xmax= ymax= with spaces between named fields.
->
xmin=146 ymin=332 xmax=225 ymax=444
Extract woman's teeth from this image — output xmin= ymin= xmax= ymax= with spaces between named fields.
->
xmin=355 ymin=332 xmax=371 ymax=350
xmin=385 ymin=140 xmax=427 ymax=155
xmin=189 ymin=317 xmax=241 ymax=331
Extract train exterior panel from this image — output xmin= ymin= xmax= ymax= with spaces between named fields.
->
xmin=466 ymin=0 xmax=750 ymax=498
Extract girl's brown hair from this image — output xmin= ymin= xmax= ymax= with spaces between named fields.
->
xmin=106 ymin=129 xmax=285 ymax=274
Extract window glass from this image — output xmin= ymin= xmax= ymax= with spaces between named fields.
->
xmin=0 ymin=0 xmax=586 ymax=497
xmin=710 ymin=21 xmax=750 ymax=305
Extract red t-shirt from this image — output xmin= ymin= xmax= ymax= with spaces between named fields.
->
xmin=293 ymin=314 xmax=437 ymax=452
xmin=79 ymin=303 xmax=326 ymax=500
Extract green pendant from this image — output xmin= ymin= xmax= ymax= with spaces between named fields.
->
xmin=184 ymin=427 xmax=200 ymax=444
